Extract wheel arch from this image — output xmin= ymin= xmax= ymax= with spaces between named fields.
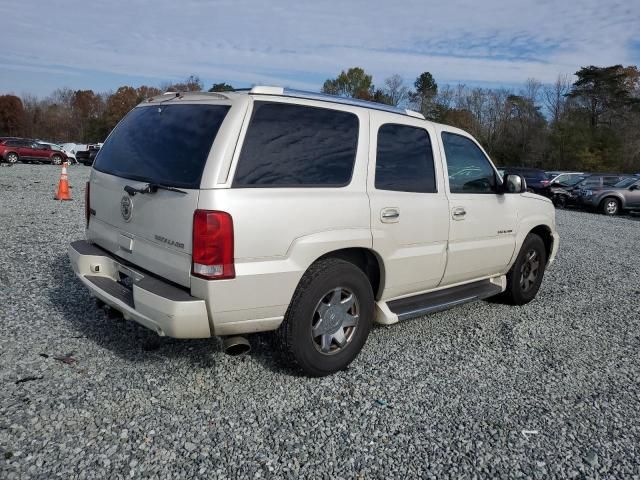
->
xmin=315 ymin=247 xmax=386 ymax=300
xmin=529 ymin=224 xmax=554 ymax=262
xmin=598 ymin=193 xmax=625 ymax=210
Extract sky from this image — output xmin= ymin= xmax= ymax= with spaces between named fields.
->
xmin=1 ymin=0 xmax=639 ymax=97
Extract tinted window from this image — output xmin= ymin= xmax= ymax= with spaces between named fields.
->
xmin=233 ymin=102 xmax=359 ymax=187
xmin=581 ymin=177 xmax=601 ymax=187
xmin=94 ymin=104 xmax=230 ymax=189
xmin=442 ymin=132 xmax=496 ymax=194
xmin=603 ymin=176 xmax=622 ymax=186
xmin=375 ymin=124 xmax=436 ymax=193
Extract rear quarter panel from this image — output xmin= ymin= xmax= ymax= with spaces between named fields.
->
xmin=194 ymin=97 xmax=372 ymax=329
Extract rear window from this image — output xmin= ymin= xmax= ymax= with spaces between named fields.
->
xmin=94 ymin=104 xmax=230 ymax=189
xmin=233 ymin=102 xmax=359 ymax=187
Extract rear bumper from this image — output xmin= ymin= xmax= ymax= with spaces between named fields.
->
xmin=68 ymin=240 xmax=211 ymax=338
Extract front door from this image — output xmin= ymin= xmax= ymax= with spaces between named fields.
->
xmin=438 ymin=130 xmax=517 ymax=285
xmin=368 ymin=113 xmax=449 ymax=299
xmin=627 ymin=180 xmax=640 ymax=207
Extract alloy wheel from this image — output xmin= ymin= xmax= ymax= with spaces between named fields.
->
xmin=311 ymin=287 xmax=360 ymax=355
xmin=605 ymin=200 xmax=618 ymax=215
xmin=519 ymin=249 xmax=540 ymax=292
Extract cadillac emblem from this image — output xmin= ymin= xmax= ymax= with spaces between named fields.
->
xmin=120 ymin=195 xmax=133 ymax=222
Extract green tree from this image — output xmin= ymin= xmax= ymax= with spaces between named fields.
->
xmin=568 ymin=65 xmax=640 ymax=127
xmin=409 ymin=71 xmax=439 ymax=119
xmin=321 ymin=67 xmax=374 ymax=100
xmin=209 ymin=83 xmax=234 ymax=92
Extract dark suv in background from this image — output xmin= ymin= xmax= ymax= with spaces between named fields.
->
xmin=499 ymin=167 xmax=550 ymax=194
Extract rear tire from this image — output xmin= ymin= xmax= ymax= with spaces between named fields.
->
xmin=601 ymin=197 xmax=619 ymax=216
xmin=497 ymin=233 xmax=547 ymax=306
xmin=277 ymin=258 xmax=373 ymax=376
xmin=6 ymin=152 xmax=18 ymax=164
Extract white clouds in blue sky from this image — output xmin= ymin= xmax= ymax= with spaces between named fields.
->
xmin=1 ymin=0 xmax=639 ymax=95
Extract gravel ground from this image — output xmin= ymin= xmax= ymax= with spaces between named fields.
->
xmin=1 ymin=163 xmax=639 ymax=479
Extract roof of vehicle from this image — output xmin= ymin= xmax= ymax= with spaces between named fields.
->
xmin=146 ymin=86 xmax=426 ymax=120
xmin=500 ymin=166 xmax=546 ymax=172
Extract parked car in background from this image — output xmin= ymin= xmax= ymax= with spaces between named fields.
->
xmin=547 ymin=172 xmax=584 ymax=185
xmin=578 ymin=177 xmax=640 ymax=215
xmin=574 ymin=173 xmax=634 ymax=204
xmin=541 ymin=173 xmax=589 ymax=207
xmin=499 ymin=167 xmax=550 ymax=194
xmin=76 ymin=143 xmax=102 ymax=165
xmin=37 ymin=141 xmax=78 ymax=164
xmin=0 ymin=138 xmax=68 ymax=164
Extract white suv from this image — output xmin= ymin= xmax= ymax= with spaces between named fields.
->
xmin=69 ymin=87 xmax=559 ymax=376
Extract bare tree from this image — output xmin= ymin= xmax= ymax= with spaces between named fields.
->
xmin=543 ymin=74 xmax=571 ymax=124
xmin=383 ymin=74 xmax=409 ymax=107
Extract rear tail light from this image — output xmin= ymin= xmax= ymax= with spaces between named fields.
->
xmin=192 ymin=210 xmax=235 ymax=280
xmin=84 ymin=181 xmax=90 ymax=227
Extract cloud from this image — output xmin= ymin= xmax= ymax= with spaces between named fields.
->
xmin=1 ymin=0 xmax=638 ymax=95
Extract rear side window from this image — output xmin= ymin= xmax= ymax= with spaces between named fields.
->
xmin=581 ymin=177 xmax=601 ymax=188
xmin=375 ymin=124 xmax=436 ymax=193
xmin=233 ymin=102 xmax=359 ymax=187
xmin=603 ymin=176 xmax=622 ymax=186
xmin=94 ymin=104 xmax=230 ymax=189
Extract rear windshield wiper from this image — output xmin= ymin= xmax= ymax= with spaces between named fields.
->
xmin=124 ymin=183 xmax=187 ymax=196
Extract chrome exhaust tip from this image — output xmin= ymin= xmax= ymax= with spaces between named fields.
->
xmin=222 ymin=336 xmax=251 ymax=356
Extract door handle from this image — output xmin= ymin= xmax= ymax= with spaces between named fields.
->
xmin=452 ymin=207 xmax=466 ymax=220
xmin=381 ymin=208 xmax=400 ymax=223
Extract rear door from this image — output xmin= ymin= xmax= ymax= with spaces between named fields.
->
xmin=367 ymin=114 xmax=449 ymax=299
xmin=88 ymin=102 xmax=231 ymax=287
xmin=18 ymin=141 xmax=36 ymax=160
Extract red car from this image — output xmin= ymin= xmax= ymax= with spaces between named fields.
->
xmin=0 ymin=138 xmax=68 ymax=165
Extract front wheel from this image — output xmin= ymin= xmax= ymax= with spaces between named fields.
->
xmin=553 ymin=194 xmax=567 ymax=209
xmin=51 ymin=155 xmax=63 ymax=165
xmin=277 ymin=258 xmax=373 ymax=376
xmin=601 ymin=197 xmax=619 ymax=216
xmin=498 ymin=233 xmax=547 ymax=305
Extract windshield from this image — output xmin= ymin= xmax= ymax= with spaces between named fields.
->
xmin=94 ymin=104 xmax=230 ymax=189
xmin=556 ymin=174 xmax=587 ymax=186
xmin=614 ymin=177 xmax=637 ymax=188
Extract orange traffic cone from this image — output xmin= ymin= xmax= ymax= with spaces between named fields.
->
xmin=54 ymin=162 xmax=72 ymax=201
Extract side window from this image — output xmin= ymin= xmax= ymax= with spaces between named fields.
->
xmin=603 ymin=176 xmax=620 ymax=186
xmin=375 ymin=123 xmax=436 ymax=193
xmin=583 ymin=178 xmax=601 ymax=188
xmin=441 ymin=132 xmax=497 ymax=194
xmin=233 ymin=102 xmax=359 ymax=187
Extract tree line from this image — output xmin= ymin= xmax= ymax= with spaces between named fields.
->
xmin=0 ymin=66 xmax=638 ymax=172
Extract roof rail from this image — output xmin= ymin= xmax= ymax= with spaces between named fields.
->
xmin=249 ymin=86 xmax=425 ymax=119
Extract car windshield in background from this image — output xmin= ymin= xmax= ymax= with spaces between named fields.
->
xmin=614 ymin=177 xmax=637 ymax=188
xmin=94 ymin=104 xmax=230 ymax=189
xmin=563 ymin=175 xmax=587 ymax=186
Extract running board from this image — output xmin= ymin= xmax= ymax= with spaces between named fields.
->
xmin=387 ymin=280 xmax=503 ymax=321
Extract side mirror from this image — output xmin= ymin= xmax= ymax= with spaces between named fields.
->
xmin=504 ymin=174 xmax=526 ymax=193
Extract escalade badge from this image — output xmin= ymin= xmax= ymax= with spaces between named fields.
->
xmin=120 ymin=195 xmax=133 ymax=222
